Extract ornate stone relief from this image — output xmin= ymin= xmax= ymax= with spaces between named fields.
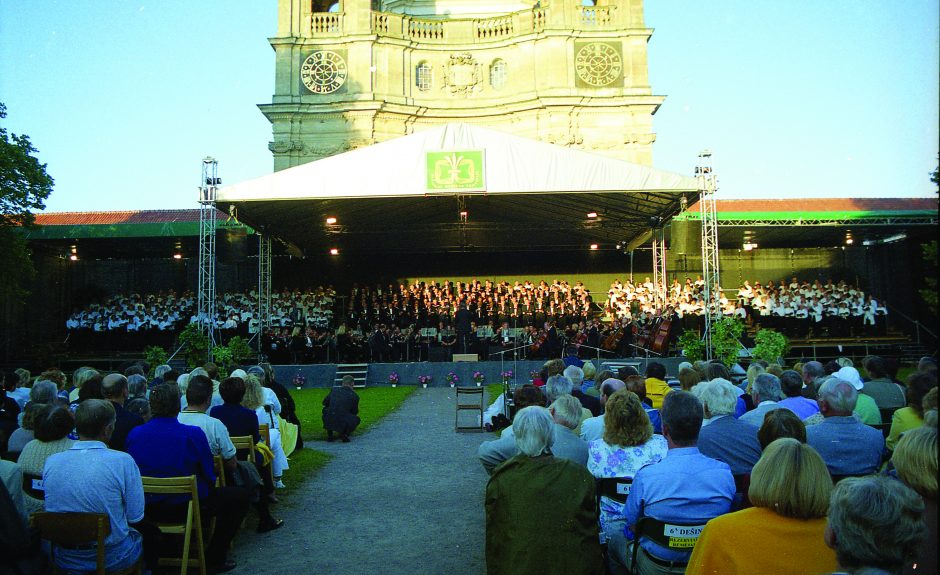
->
xmin=442 ymin=53 xmax=482 ymax=96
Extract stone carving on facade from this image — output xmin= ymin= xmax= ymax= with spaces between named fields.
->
xmin=544 ymin=130 xmax=583 ymax=146
xmin=442 ymin=53 xmax=482 ymax=96
xmin=268 ymin=140 xmax=305 ymax=153
xmin=301 ymin=142 xmax=347 ymax=157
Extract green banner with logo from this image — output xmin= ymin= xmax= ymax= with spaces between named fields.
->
xmin=426 ymin=150 xmax=486 ymax=192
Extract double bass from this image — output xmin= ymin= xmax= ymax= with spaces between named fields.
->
xmin=602 ymin=322 xmax=624 ymax=352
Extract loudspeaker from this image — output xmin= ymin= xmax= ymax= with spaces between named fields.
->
xmin=670 ymin=220 xmax=702 ymax=255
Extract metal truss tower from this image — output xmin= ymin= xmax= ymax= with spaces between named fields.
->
xmin=257 ymin=233 xmax=273 ymax=355
xmin=651 ymin=226 xmax=667 ymax=310
xmin=197 ymin=157 xmax=220 ymax=358
xmin=697 ymin=150 xmax=720 ymax=360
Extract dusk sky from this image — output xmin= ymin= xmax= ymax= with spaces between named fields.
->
xmin=1 ymin=1 xmax=937 ymax=213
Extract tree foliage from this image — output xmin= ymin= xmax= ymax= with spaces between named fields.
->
xmin=0 ymin=103 xmax=53 ymax=301
xmin=0 ymin=103 xmax=53 ymax=227
xmin=751 ymin=328 xmax=790 ymax=363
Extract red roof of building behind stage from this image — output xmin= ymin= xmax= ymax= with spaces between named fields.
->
xmin=32 ymin=209 xmax=214 ymax=226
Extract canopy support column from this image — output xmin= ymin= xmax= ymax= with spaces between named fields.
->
xmin=697 ymin=151 xmax=720 ymax=360
xmin=651 ymin=226 xmax=667 ymax=310
xmin=257 ymin=233 xmax=272 ymax=359
xmin=197 ymin=157 xmax=220 ymax=361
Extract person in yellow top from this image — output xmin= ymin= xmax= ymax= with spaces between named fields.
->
xmin=643 ymin=362 xmax=673 ymax=409
xmin=886 ymin=373 xmax=936 ymax=451
xmin=685 ymin=438 xmax=838 ymax=575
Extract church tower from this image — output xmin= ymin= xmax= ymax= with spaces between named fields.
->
xmin=261 ymin=0 xmax=664 ymax=170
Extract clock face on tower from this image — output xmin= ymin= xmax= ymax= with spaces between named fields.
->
xmin=574 ymin=42 xmax=623 ymax=88
xmin=301 ymin=50 xmax=348 ymax=94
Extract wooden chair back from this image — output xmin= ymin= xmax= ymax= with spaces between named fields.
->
xmin=230 ymin=435 xmax=257 ymax=463
xmin=212 ymin=455 xmax=226 ymax=488
xmin=30 ymin=512 xmax=109 ymax=575
xmin=259 ymin=424 xmax=272 ymax=448
xmin=595 ymin=477 xmax=632 ymax=519
xmin=140 ymin=475 xmax=206 ymax=575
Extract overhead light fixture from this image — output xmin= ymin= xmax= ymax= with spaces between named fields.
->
xmin=845 ymin=231 xmax=854 ymax=245
xmin=173 ymin=253 xmax=183 ymax=260
xmin=862 ymin=233 xmax=907 ymax=246
xmin=742 ymin=242 xmax=758 ymax=251
xmin=69 ymin=254 xmax=79 ymax=261
xmin=590 ymin=244 xmax=599 ymax=250
xmin=587 ymin=212 xmax=598 ymax=219
xmin=326 ymin=217 xmax=337 ymax=225
xmin=329 ymin=248 xmax=339 ymax=255
xmin=69 ymin=245 xmax=78 ymax=260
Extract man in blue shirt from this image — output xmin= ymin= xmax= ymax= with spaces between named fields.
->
xmin=127 ymin=384 xmax=249 ymax=573
xmin=807 ymin=378 xmax=885 ymax=477
xmin=43 ymin=399 xmax=146 ymax=573
xmin=616 ymin=391 xmax=735 ymax=575
xmin=696 ymin=379 xmax=762 ymax=475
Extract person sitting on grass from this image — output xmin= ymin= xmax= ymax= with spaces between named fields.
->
xmin=322 ymin=375 xmax=360 ymax=443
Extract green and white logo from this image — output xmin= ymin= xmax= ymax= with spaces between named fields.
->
xmin=426 ymin=150 xmax=485 ymax=191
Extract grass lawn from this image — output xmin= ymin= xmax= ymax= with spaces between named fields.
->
xmin=278 ymin=386 xmax=417 ymax=500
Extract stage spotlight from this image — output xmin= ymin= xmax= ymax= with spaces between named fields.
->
xmin=845 ymin=231 xmax=854 ymax=245
xmin=329 ymin=248 xmax=340 ymax=255
xmin=326 ymin=217 xmax=337 ymax=225
xmin=590 ymin=244 xmax=599 ymax=250
xmin=173 ymin=253 xmax=183 ymax=260
xmin=587 ymin=212 xmax=598 ymax=219
xmin=69 ymin=254 xmax=79 ymax=261
xmin=742 ymin=242 xmax=758 ymax=251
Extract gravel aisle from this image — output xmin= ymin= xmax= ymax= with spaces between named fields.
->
xmin=230 ymin=387 xmax=492 ymax=575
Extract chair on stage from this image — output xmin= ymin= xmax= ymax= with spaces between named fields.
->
xmin=140 ymin=475 xmax=207 ymax=575
xmin=455 ymin=386 xmax=485 ymax=433
xmin=30 ymin=512 xmax=143 ymax=575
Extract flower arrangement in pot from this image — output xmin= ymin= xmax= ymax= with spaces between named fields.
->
xmin=500 ymin=370 xmax=513 ymax=383
xmin=473 ymin=371 xmax=486 ymax=386
xmin=418 ymin=374 xmax=432 ymax=388
xmin=529 ymin=370 xmax=539 ymax=382
xmin=445 ymin=371 xmax=459 ymax=387
xmin=292 ymin=371 xmax=306 ymax=391
xmin=388 ymin=372 xmax=400 ymax=387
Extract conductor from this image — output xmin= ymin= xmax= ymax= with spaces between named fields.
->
xmin=455 ymin=302 xmax=473 ymax=355
xmin=322 ymin=375 xmax=360 ymax=442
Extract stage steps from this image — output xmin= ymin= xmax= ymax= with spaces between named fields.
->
xmin=336 ymin=363 xmax=368 ymax=388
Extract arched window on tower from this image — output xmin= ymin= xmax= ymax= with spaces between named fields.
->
xmin=489 ymin=59 xmax=507 ymax=90
xmin=327 ymin=2 xmax=340 ymax=12
xmin=416 ymin=62 xmax=432 ymax=91
xmin=581 ymin=0 xmax=596 ymax=5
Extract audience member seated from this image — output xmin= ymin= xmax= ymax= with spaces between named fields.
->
xmin=757 ymin=408 xmax=806 ymax=450
xmin=586 ymin=389 xmax=666 ymax=566
xmin=862 ymin=355 xmax=907 ymax=410
xmin=686 ymin=438 xmax=837 ymax=574
xmin=826 ymin=475 xmax=927 ymax=575
xmin=677 ymin=367 xmax=704 ymax=392
xmin=101 ymin=374 xmax=145 ymax=452
xmin=891 ymin=419 xmax=937 ymax=575
xmin=776 ymin=369 xmax=820 ymax=420
xmin=544 ymin=374 xmax=592 ymax=435
xmin=43 ymin=400 xmax=145 ymax=573
xmin=242 ymin=374 xmax=289 ymax=487
xmin=127 ymin=384 xmax=248 ymax=574
xmin=180 ymin=375 xmax=283 ymax=533
xmin=125 ymin=396 xmax=152 ymax=422
xmin=0 ymin=380 xmax=20 ymax=448
xmin=479 ymin=392 xmax=587 ymax=474
xmin=808 ymin=366 xmax=880 ymax=426
xmin=18 ymin=405 xmax=75 ymax=515
xmin=807 ymin=378 xmax=885 ymax=477
xmin=484 ymin=406 xmax=603 ymax=575
xmin=625 ymin=375 xmax=662 ymax=434
xmin=0 ymin=457 xmax=26 ymax=524
xmin=887 ymin=371 xmax=937 ymax=451
xmin=695 ymin=379 xmax=761 ymax=475
xmin=579 ymin=379 xmax=625 ymax=443
xmin=616 ymin=391 xmax=735 ymax=575
xmin=127 ymin=374 xmax=149 ymax=399
xmin=581 ymin=362 xmax=597 ymax=396
xmin=739 ymin=373 xmax=784 ymax=427
xmin=8 ymin=368 xmax=31 ymax=409
xmin=6 ymin=403 xmax=43 ymax=454
xmin=643 ymin=362 xmax=672 ymax=409
xmin=322 ymin=375 xmax=361 ymax=443
xmin=566 ymin=365 xmax=601 ymax=417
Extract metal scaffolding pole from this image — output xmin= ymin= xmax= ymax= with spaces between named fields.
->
xmin=697 ymin=150 xmax=720 ymax=360
xmin=257 ymin=233 xmax=273 ymax=359
xmin=651 ymin=227 xmax=667 ymax=310
xmin=197 ymin=157 xmax=220 ymax=360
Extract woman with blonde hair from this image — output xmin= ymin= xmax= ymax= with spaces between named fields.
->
xmin=734 ymin=363 xmax=765 ymax=417
xmin=687 ymin=438 xmax=838 ymax=574
xmin=242 ymin=374 xmax=289 ymax=487
xmin=587 ymin=389 xmax=666 ymax=569
xmin=891 ymin=422 xmax=937 ymax=572
xmin=678 ymin=367 xmax=704 ymax=392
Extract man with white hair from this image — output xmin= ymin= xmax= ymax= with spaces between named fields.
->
xmin=695 ymin=379 xmax=762 ymax=475
xmin=739 ymin=373 xmax=785 ymax=427
xmin=485 ymin=406 xmax=602 ymax=575
xmin=565 ymin=365 xmax=601 ymax=417
xmin=545 ymin=374 xmax=592 ymax=434
xmin=807 ymin=378 xmax=885 ymax=477
xmin=477 ymin=395 xmax=589 ymax=474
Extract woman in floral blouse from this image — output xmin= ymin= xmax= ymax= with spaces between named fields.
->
xmin=587 ymin=389 xmax=667 ymax=546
